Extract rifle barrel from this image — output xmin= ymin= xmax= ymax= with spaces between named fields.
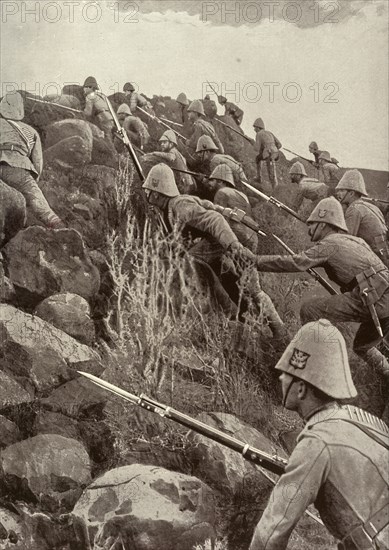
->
xmin=137 ymin=107 xmax=188 ymax=142
xmin=240 ymin=181 xmax=306 ymax=223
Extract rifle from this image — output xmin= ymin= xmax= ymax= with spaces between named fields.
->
xmin=78 ymin=371 xmax=324 ymax=527
xmin=102 ymin=92 xmax=145 ymax=181
xmin=362 ymin=197 xmax=389 ymax=205
xmin=25 ymin=96 xmax=84 ymax=115
xmin=213 ymin=118 xmax=253 ymax=144
xmin=240 ymin=180 xmax=306 ymax=223
xmin=171 ymin=167 xmax=209 ymax=179
xmin=137 ymin=106 xmax=188 ymax=143
xmin=283 ymin=147 xmax=339 ymax=167
xmin=160 ymin=117 xmax=184 ymax=128
xmin=218 ymin=207 xmax=338 ymax=296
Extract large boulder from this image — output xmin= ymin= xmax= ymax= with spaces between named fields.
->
xmin=0 ymin=180 xmax=26 ymax=246
xmin=0 ymin=434 xmax=91 ymax=512
xmin=0 ymin=305 xmax=103 ymax=393
xmin=0 ymin=370 xmax=33 ymax=411
xmin=34 ymin=292 xmax=95 ymax=345
xmin=0 ymin=415 xmax=20 ymax=448
xmin=43 ymin=93 xmax=82 ymax=110
xmin=41 ymin=376 xmax=107 ymax=417
xmin=3 ymin=227 xmax=100 ymax=304
xmin=44 ymin=118 xmax=93 ymax=150
xmin=187 ymin=412 xmax=279 ymax=496
xmin=72 ymin=464 xmax=216 ymax=550
xmin=44 ymin=135 xmax=92 ymax=168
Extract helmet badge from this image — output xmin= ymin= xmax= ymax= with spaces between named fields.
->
xmin=318 ymin=209 xmax=327 ymax=218
xmin=289 ymin=348 xmax=310 ymax=369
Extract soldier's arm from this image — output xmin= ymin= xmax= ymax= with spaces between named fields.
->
xmin=292 ymin=189 xmax=304 ymax=212
xmin=83 ymin=94 xmax=94 ymax=118
xmin=136 ymin=94 xmax=148 ymax=108
xmin=274 ymin=134 xmax=282 ymax=149
xmin=344 ymin=206 xmax=362 ymax=236
xmin=249 ymin=436 xmax=330 ymax=550
xmin=255 ymin=241 xmax=332 ymax=272
xmin=30 ymin=131 xmax=43 ymax=178
xmin=212 ymin=131 xmax=225 ymax=154
xmin=186 ymin=124 xmax=200 ymax=150
xmin=173 ymin=198 xmax=239 ymax=249
xmin=146 ymin=151 xmax=176 ymax=163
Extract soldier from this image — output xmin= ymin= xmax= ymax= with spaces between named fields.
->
xmin=202 ymin=95 xmax=218 ymax=120
xmin=122 ymin=82 xmax=152 ymax=114
xmin=82 ymin=76 xmax=114 ymax=142
xmin=207 ymin=164 xmax=286 ymax=337
xmin=253 ymin=197 xmax=389 ymax=378
xmin=308 ymin=141 xmax=322 ymax=167
xmin=0 ymin=92 xmax=64 ymax=228
xmin=319 ymin=150 xmax=340 ymax=193
xmin=115 ymin=103 xmax=150 ymax=150
xmin=142 ymin=130 xmax=196 ymax=194
xmin=196 ymin=135 xmax=248 ymax=189
xmin=249 ymin=319 xmax=389 ymax=550
xmin=176 ymin=92 xmax=189 ymax=124
xmin=141 ymin=163 xmax=249 ymax=314
xmin=336 ymin=170 xmax=388 ymax=266
xmin=186 ymin=100 xmax=224 ymax=155
xmin=218 ymin=95 xmax=244 ymax=126
xmin=289 ymin=161 xmax=329 ymax=212
xmin=253 ymin=118 xmax=282 ymax=190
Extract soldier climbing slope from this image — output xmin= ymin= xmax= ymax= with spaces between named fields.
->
xmin=217 ymin=95 xmax=244 ymax=126
xmin=82 ymin=76 xmax=115 ymax=142
xmin=253 ymin=118 xmax=282 ymax=190
xmin=176 ymin=92 xmax=189 ymax=124
xmin=115 ymin=103 xmax=150 ymax=151
xmin=289 ymin=161 xmax=329 ymax=212
xmin=336 ymin=169 xmax=388 ymax=266
xmin=142 ymin=130 xmax=196 ymax=194
xmin=249 ymin=319 xmax=389 ymax=550
xmin=122 ymin=82 xmax=153 ymax=113
xmin=319 ymin=150 xmax=340 ymax=193
xmin=0 ymin=92 xmax=64 ymax=229
xmin=252 ymin=197 xmax=389 ymax=380
xmin=186 ymin=100 xmax=224 ymax=155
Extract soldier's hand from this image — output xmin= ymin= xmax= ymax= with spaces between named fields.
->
xmin=228 ymin=242 xmax=256 ymax=263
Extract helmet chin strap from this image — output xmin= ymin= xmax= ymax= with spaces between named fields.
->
xmin=282 ymin=378 xmax=296 ymax=408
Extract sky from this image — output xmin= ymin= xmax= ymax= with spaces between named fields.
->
xmin=1 ymin=0 xmax=388 ymax=171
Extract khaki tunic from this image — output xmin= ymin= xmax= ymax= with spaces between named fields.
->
xmin=249 ymin=403 xmax=389 ymax=550
xmin=187 ymin=119 xmax=224 ymax=154
xmin=255 ymin=129 xmax=282 ymax=160
xmin=148 ymin=148 xmax=195 ymax=194
xmin=0 ymin=118 xmax=42 ymax=177
xmin=292 ymin=177 xmax=329 ymax=211
xmin=345 ymin=199 xmax=388 ymax=262
xmin=322 ymin=162 xmax=340 ymax=191
xmin=210 ymin=154 xmax=248 ymax=186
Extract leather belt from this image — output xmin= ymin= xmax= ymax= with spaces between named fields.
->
xmin=341 ymin=266 xmax=387 ymax=293
xmin=0 ymin=143 xmax=25 ymax=154
xmin=339 ymin=504 xmax=389 ymax=549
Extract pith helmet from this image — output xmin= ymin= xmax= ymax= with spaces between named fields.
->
xmin=123 ymin=82 xmax=135 ymax=92
xmin=307 ymin=197 xmax=349 ymax=232
xmin=275 ymin=319 xmax=357 ymax=399
xmin=253 ymin=117 xmax=265 ymax=129
xmin=336 ymin=169 xmax=367 ymax=196
xmin=210 ymin=164 xmax=235 ymax=187
xmin=176 ymin=93 xmax=189 ymax=106
xmin=204 ymin=94 xmax=210 ymax=100
xmin=218 ymin=95 xmax=227 ymax=104
xmin=187 ymin=100 xmax=205 ymax=116
xmin=0 ymin=92 xmax=24 ymax=120
xmin=83 ymin=76 xmax=98 ymax=89
xmin=196 ymin=135 xmax=218 ymax=153
xmin=318 ymin=150 xmax=331 ymax=162
xmin=309 ymin=141 xmax=318 ymax=150
xmin=159 ymin=130 xmax=177 ymax=145
xmin=142 ymin=164 xmax=179 ymax=197
xmin=289 ymin=162 xmax=307 ymax=176
xmin=117 ymin=103 xmax=132 ymax=116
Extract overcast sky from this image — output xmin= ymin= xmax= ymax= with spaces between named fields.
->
xmin=1 ymin=0 xmax=388 ymax=170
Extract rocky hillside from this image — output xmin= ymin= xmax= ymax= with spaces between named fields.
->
xmin=0 ymin=89 xmax=387 ymax=550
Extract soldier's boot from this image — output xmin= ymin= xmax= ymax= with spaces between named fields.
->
xmin=356 ymin=347 xmax=389 ymax=380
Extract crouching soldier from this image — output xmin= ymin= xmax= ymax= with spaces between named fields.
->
xmin=289 ymin=161 xmax=329 ymax=212
xmin=82 ymin=76 xmax=114 ymax=142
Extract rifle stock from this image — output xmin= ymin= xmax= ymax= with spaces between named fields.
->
xmin=78 ymin=371 xmax=287 ymax=475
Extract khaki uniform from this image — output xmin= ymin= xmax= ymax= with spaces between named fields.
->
xmin=249 ymin=403 xmax=389 ymax=550
xmin=124 ymin=92 xmax=148 ymax=114
xmin=0 ymin=118 xmax=59 ymax=225
xmin=202 ymin=99 xmax=217 ymax=119
xmin=322 ymin=161 xmax=340 ymax=192
xmin=292 ymin=177 xmax=329 ymax=211
xmin=122 ymin=116 xmax=149 ymax=147
xmin=209 ymin=154 xmax=248 ymax=187
xmin=344 ymin=199 xmax=388 ymax=266
xmin=187 ymin=120 xmax=224 ymax=154
xmin=255 ymin=129 xmax=282 ymax=187
xmin=84 ymin=91 xmax=114 ymax=141
xmin=224 ymin=101 xmax=244 ymax=125
xmin=147 ymin=148 xmax=196 ymax=194
xmin=255 ymin=233 xmax=389 ymax=354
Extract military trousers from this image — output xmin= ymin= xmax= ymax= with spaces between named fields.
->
xmin=256 ymin=155 xmax=278 ymax=189
xmin=0 ymin=165 xmax=59 ymax=226
xmin=300 ymin=286 xmax=389 ymax=352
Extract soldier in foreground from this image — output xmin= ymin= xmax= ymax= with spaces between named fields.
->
xmin=142 ymin=130 xmax=196 ymax=193
xmin=253 ymin=197 xmax=389 ymax=378
xmin=186 ymin=100 xmax=224 ymax=155
xmin=289 ymin=161 xmax=329 ymax=212
xmin=249 ymin=318 xmax=389 ymax=550
xmin=82 ymin=76 xmax=115 ymax=142
xmin=336 ymin=169 xmax=388 ymax=266
xmin=0 ymin=92 xmax=64 ymax=228
xmin=253 ymin=118 xmax=282 ymax=190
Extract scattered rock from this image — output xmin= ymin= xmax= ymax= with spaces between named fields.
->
xmin=72 ymin=464 xmax=216 ymax=550
xmin=41 ymin=376 xmax=107 ymax=417
xmin=34 ymin=293 xmax=95 ymax=346
xmin=0 ymin=305 xmax=103 ymax=390
xmin=0 ymin=180 xmax=26 ymax=246
xmin=3 ymin=227 xmax=100 ymax=303
xmin=44 ymin=135 xmax=92 ymax=168
xmin=0 ymin=370 xmax=33 ymax=411
xmin=0 ymin=415 xmax=20 ymax=448
xmin=187 ymin=412 xmax=279 ymax=496
xmin=44 ymin=119 xmax=93 ymax=151
xmin=0 ymin=507 xmax=24 ymax=549
xmin=33 ymin=410 xmax=80 ymax=440
xmin=1 ymin=434 xmax=91 ymax=512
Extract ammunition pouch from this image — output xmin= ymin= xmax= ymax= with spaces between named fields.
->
xmin=338 ymin=504 xmax=389 ymax=550
xmin=355 ymin=266 xmax=388 ymax=307
xmin=374 ymin=235 xmax=389 ymax=265
xmin=0 ymin=143 xmax=26 ymax=155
